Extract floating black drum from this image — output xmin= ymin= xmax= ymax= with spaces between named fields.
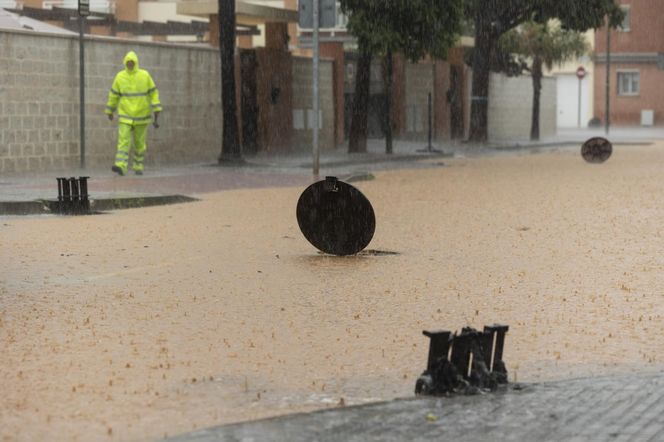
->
xmin=296 ymin=176 xmax=376 ymax=256
xmin=581 ymin=137 xmax=613 ymax=163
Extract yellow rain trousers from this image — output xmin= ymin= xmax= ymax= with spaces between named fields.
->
xmin=105 ymin=51 xmax=162 ymax=174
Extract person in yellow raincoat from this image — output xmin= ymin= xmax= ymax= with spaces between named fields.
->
xmin=105 ymin=51 xmax=162 ymax=176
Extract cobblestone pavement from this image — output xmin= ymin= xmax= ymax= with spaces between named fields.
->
xmin=169 ymin=370 xmax=664 ymax=442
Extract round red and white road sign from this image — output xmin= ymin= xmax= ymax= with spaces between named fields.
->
xmin=576 ymin=66 xmax=587 ymax=80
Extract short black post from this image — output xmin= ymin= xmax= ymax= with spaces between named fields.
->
xmin=480 ymin=328 xmax=495 ymax=369
xmin=62 ymin=177 xmax=72 ymax=214
xmin=427 ymin=92 xmax=433 ymax=151
xmin=79 ymin=176 xmax=90 ymax=213
xmin=56 ymin=177 xmax=66 ymax=214
xmin=57 ymin=178 xmax=65 ymax=202
xmin=324 ymin=176 xmax=339 ymax=193
xmin=484 ymin=324 xmax=509 ymax=371
xmin=417 ymin=92 xmax=443 ymax=154
xmin=69 ymin=177 xmax=80 ymax=214
xmin=422 ymin=330 xmax=451 ymax=371
xmin=450 ymin=329 xmax=475 ymax=379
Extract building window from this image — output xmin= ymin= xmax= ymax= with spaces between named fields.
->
xmin=335 ymin=2 xmax=348 ymax=29
xmin=617 ymin=71 xmax=640 ymax=96
xmin=620 ymin=5 xmax=631 ymax=31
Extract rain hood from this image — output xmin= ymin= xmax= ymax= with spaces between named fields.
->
xmin=123 ymin=51 xmax=139 ymax=74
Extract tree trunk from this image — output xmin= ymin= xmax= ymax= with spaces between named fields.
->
xmin=530 ymin=57 xmax=543 ymax=141
xmin=348 ymin=44 xmax=372 ymax=153
xmin=468 ymin=21 xmax=494 ymax=143
xmin=218 ymin=0 xmax=242 ymax=162
xmin=384 ymin=50 xmax=393 ymax=155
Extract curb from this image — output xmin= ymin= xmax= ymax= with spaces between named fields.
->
xmin=0 ymin=195 xmax=198 ymax=216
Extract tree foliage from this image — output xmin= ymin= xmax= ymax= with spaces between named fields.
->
xmin=499 ymin=21 xmax=589 ymax=73
xmin=464 ymin=0 xmax=624 ymax=36
xmin=340 ymin=0 xmax=465 ymax=61
xmin=466 ymin=0 xmax=624 ymax=142
xmin=500 ymin=21 xmax=589 ymax=140
xmin=340 ymin=0 xmax=464 ymax=153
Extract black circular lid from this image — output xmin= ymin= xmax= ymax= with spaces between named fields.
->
xmin=296 ymin=176 xmax=376 ymax=256
xmin=581 ymin=137 xmax=613 ymax=163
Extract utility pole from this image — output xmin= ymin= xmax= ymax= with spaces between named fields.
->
xmin=576 ymin=66 xmax=586 ymax=128
xmin=312 ymin=0 xmax=320 ymax=177
xmin=78 ymin=0 xmax=89 ymax=169
xmin=605 ymin=23 xmax=611 ymax=135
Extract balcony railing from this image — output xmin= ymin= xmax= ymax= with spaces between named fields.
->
xmin=42 ymin=0 xmax=115 ymax=14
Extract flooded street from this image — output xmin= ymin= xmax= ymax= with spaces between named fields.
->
xmin=3 ymin=143 xmax=664 ymax=440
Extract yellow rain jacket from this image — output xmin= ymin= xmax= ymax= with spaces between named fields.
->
xmin=105 ymin=51 xmax=162 ymax=126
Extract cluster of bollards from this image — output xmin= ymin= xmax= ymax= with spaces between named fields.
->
xmin=415 ymin=325 xmax=509 ymax=396
xmin=54 ymin=176 xmax=91 ymax=215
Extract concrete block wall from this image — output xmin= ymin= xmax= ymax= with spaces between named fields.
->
xmin=291 ymin=56 xmax=335 ymax=151
xmin=404 ymin=62 xmax=434 ymax=139
xmin=488 ymin=73 xmax=556 ymax=142
xmin=0 ymin=29 xmax=221 ymax=174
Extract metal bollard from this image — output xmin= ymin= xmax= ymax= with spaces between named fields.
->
xmin=62 ymin=177 xmax=72 ymax=214
xmin=423 ymin=330 xmax=451 ymax=372
xmin=69 ymin=177 xmax=79 ymax=214
xmin=450 ymin=327 xmax=479 ymax=379
xmin=484 ymin=324 xmax=509 ymax=374
xmin=79 ymin=176 xmax=90 ymax=213
xmin=56 ymin=177 xmax=67 ymax=213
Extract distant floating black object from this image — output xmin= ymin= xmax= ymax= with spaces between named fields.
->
xmin=296 ymin=176 xmax=375 ymax=256
xmin=581 ymin=137 xmax=612 ymax=163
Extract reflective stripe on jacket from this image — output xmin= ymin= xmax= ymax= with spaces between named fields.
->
xmin=105 ymin=51 xmax=162 ymax=126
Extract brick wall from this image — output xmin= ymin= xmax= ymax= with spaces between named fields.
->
xmin=595 ymin=0 xmax=664 ymax=54
xmin=291 ymin=56 xmax=335 ymax=151
xmin=0 ymin=28 xmax=222 ymax=173
xmin=593 ymin=63 xmax=664 ymax=126
xmin=487 ymin=73 xmax=556 ymax=142
xmin=594 ymin=0 xmax=664 ymax=127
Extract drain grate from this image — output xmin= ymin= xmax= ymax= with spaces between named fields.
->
xmin=359 ymin=249 xmax=399 ymax=256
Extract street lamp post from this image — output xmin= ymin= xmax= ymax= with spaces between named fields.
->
xmin=605 ymin=23 xmax=611 ymax=135
xmin=312 ymin=0 xmax=320 ymax=177
xmin=78 ymin=0 xmax=89 ymax=169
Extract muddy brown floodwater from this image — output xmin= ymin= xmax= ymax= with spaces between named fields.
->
xmin=3 ymin=143 xmax=664 ymax=441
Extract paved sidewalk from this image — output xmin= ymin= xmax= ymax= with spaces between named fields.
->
xmin=169 ymin=370 xmax=664 ymax=442
xmin=1 ymin=127 xmax=661 ymax=208
xmin=0 ymin=139 xmax=452 ymax=206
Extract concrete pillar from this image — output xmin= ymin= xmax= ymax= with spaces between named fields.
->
xmin=434 ymin=59 xmax=451 ymax=141
xmin=391 ymin=53 xmax=407 ymax=136
xmin=115 ymin=0 xmax=138 ymax=22
xmin=209 ymin=14 xmax=219 ymax=47
xmin=283 ymin=0 xmax=299 ymax=49
xmin=265 ymin=22 xmax=289 ymax=51
xmin=21 ymin=0 xmax=43 ymax=8
xmin=320 ymin=42 xmax=345 ymax=146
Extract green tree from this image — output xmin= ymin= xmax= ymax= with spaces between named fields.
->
xmin=218 ymin=0 xmax=242 ymax=163
xmin=500 ymin=21 xmax=589 ymax=140
xmin=340 ymin=0 xmax=464 ymax=153
xmin=465 ymin=0 xmax=624 ymax=142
